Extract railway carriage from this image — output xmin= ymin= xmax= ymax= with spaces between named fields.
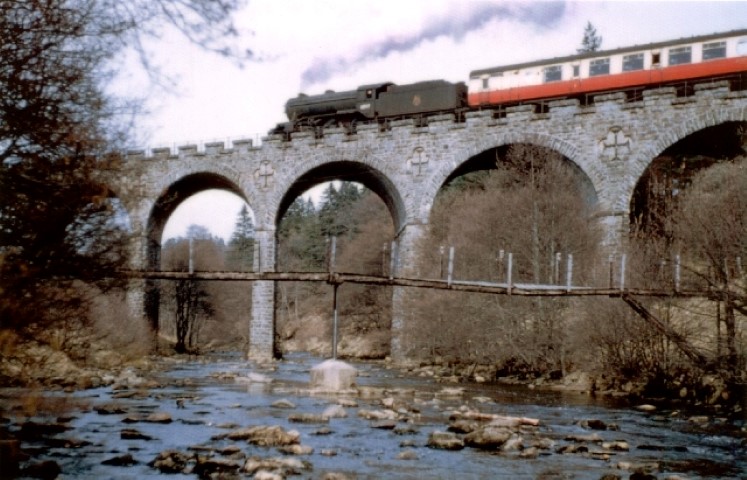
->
xmin=468 ymin=29 xmax=747 ymax=107
xmin=273 ymin=30 xmax=747 ymax=133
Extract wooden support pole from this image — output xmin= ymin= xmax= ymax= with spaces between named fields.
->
xmin=674 ymin=254 xmax=681 ymax=292
xmin=498 ymin=249 xmax=505 ymax=282
xmin=328 ymin=236 xmax=337 ymax=273
xmin=608 ymin=254 xmax=614 ymax=289
xmin=188 ymin=237 xmax=194 ymax=274
xmin=566 ymin=254 xmax=573 ymax=292
xmin=389 ymin=240 xmax=397 ymax=280
xmin=621 ymin=294 xmax=707 ymax=365
xmin=507 ymin=252 xmax=513 ymax=295
xmin=447 ymin=246 xmax=455 ymax=286
xmin=619 ymin=254 xmax=627 ymax=291
xmin=439 ymin=246 xmax=445 ymax=279
xmin=555 ymin=252 xmax=562 ymax=285
xmin=332 ymin=283 xmax=339 ymax=360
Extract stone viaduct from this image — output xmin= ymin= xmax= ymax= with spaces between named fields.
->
xmin=101 ymin=80 xmax=747 ymax=361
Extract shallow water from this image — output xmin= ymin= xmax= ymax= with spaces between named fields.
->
xmin=2 ymin=352 xmax=745 ymax=479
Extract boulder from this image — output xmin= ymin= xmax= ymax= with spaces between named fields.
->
xmin=144 ymin=412 xmax=172 ymax=424
xmin=222 ymin=425 xmax=300 ymax=446
xmin=310 ymin=359 xmax=357 ymax=391
xmin=149 ymin=450 xmax=191 ymax=473
xmin=464 ymin=426 xmax=512 ymax=450
xmin=427 ymin=431 xmax=465 ymax=450
xmin=288 ymin=413 xmax=328 ymax=424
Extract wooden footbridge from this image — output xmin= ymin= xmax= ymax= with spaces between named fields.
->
xmin=127 ymin=260 xmax=740 ymax=364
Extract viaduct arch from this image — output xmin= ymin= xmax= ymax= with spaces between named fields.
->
xmin=99 ymin=80 xmax=747 ymax=361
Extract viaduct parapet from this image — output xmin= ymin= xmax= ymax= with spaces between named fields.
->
xmin=101 ymin=80 xmax=747 ymax=360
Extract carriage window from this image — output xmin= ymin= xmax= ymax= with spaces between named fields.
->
xmin=702 ymin=41 xmax=726 ymax=60
xmin=543 ymin=65 xmax=562 ymax=83
xmin=482 ymin=77 xmax=489 ymax=89
xmin=622 ymin=53 xmax=644 ymax=71
xmin=572 ymin=65 xmax=580 ymax=77
xmin=668 ymin=46 xmax=692 ymax=65
xmin=589 ymin=58 xmax=610 ymax=76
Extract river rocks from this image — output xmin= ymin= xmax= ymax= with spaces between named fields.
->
xmin=357 ymin=408 xmax=397 ymax=420
xmin=463 ymin=425 xmax=512 ymax=449
xmin=219 ymin=425 xmax=301 ymax=446
xmin=101 ymin=453 xmax=138 ymax=466
xmin=396 ymin=448 xmax=419 ymax=460
xmin=370 ymin=419 xmax=398 ymax=429
xmin=278 ymin=444 xmax=314 ymax=455
xmin=427 ymin=431 xmax=465 ymax=450
xmin=149 ymin=450 xmax=192 ymax=473
xmin=121 ymin=428 xmax=154 ymax=440
xmin=192 ymin=456 xmax=241 ymax=477
xmin=310 ymin=359 xmax=357 ymax=391
xmin=94 ymin=404 xmax=127 ymax=415
xmin=144 ymin=411 xmax=172 ymax=423
xmin=243 ymin=456 xmax=312 ymax=476
xmin=272 ymin=398 xmax=296 ymax=409
xmin=288 ymin=413 xmax=328 ymax=424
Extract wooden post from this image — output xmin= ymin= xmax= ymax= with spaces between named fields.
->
xmin=188 ymin=237 xmax=194 ymax=274
xmin=498 ymin=249 xmax=505 ymax=282
xmin=674 ymin=254 xmax=681 ymax=292
xmin=507 ymin=252 xmax=513 ymax=295
xmin=555 ymin=252 xmax=562 ymax=285
xmin=381 ymin=243 xmax=388 ymax=276
xmin=620 ymin=254 xmax=627 ymax=291
xmin=447 ymin=246 xmax=455 ymax=286
xmin=736 ymin=256 xmax=743 ymax=278
xmin=566 ymin=254 xmax=573 ymax=292
xmin=329 ymin=236 xmax=337 ymax=273
xmin=608 ymin=254 xmax=614 ymax=289
xmin=332 ymin=283 xmax=339 ymax=360
xmin=439 ymin=246 xmax=445 ymax=279
xmin=389 ymin=240 xmax=397 ymax=280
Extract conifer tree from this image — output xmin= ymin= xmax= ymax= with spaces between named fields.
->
xmin=227 ymin=205 xmax=255 ymax=272
xmin=577 ymin=21 xmax=602 ymax=53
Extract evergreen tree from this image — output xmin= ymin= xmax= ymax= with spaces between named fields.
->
xmin=577 ymin=21 xmax=602 ymax=53
xmin=227 ymin=205 xmax=255 ymax=272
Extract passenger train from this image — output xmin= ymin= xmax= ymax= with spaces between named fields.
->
xmin=273 ymin=29 xmax=747 ymax=133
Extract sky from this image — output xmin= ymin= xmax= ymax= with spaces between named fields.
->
xmin=140 ymin=0 xmax=747 ymax=241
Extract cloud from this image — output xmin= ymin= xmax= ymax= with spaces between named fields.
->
xmin=300 ymin=1 xmax=566 ymax=87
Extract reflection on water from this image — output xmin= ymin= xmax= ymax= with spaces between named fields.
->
xmin=1 ymin=352 xmax=744 ymax=479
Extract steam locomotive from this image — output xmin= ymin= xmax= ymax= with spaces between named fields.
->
xmin=273 ymin=29 xmax=747 ymax=134
xmin=272 ymin=80 xmax=468 ymax=133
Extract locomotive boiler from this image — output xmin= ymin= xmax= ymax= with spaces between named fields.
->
xmin=273 ymin=80 xmax=467 ymax=133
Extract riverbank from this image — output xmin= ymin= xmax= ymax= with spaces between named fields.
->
xmin=1 ymin=352 xmax=745 ymax=479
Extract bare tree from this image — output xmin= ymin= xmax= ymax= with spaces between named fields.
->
xmin=675 ymin=158 xmax=746 ymax=369
xmin=0 ymin=0 xmax=248 ymax=339
xmin=409 ymin=145 xmax=600 ymax=373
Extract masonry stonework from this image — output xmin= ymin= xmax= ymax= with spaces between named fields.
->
xmin=101 ymin=82 xmax=747 ymax=361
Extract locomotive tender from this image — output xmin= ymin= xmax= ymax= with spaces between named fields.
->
xmin=274 ymin=29 xmax=747 ymax=133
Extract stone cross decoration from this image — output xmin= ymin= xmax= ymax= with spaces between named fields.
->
xmin=600 ymin=126 xmax=631 ymax=161
xmin=408 ymin=146 xmax=429 ymax=176
xmin=255 ymin=160 xmax=275 ymax=188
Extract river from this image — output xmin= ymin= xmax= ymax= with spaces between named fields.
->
xmin=1 ymin=352 xmax=744 ymax=479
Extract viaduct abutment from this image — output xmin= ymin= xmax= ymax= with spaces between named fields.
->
xmin=102 ymin=81 xmax=747 ymax=361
